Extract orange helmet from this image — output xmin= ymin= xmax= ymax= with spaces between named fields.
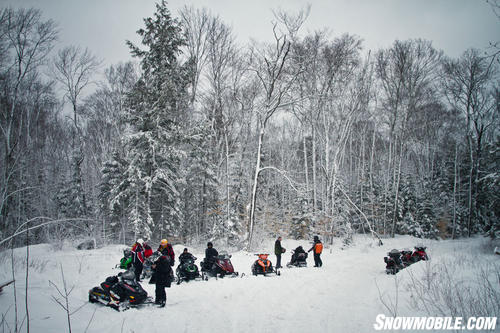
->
xmin=160 ymin=239 xmax=168 ymax=246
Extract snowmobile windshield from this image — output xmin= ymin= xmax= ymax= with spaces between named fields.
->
xmin=120 ymin=270 xmax=136 ymax=282
xmin=218 ymin=251 xmax=231 ymax=260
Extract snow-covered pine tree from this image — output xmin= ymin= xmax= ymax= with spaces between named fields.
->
xmin=179 ymin=121 xmax=219 ymax=242
xmin=99 ymin=151 xmax=129 ymax=241
xmin=105 ymin=1 xmax=191 ymax=240
xmin=478 ymin=139 xmax=500 ymax=239
xmin=396 ymin=174 xmax=421 ymax=237
xmin=56 ymin=147 xmax=88 ymax=219
xmin=416 ymin=180 xmax=440 ymax=239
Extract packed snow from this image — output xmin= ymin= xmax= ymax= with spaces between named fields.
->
xmin=0 ymin=236 xmax=498 ymax=332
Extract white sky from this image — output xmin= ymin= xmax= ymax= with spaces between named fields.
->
xmin=1 ymin=0 xmax=499 ymax=68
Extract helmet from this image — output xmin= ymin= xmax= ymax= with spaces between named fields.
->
xmin=137 ymin=238 xmax=144 ymax=245
xmin=389 ymin=249 xmax=401 ymax=256
xmin=160 ymin=239 xmax=168 ymax=246
xmin=207 ymin=242 xmax=213 ymax=247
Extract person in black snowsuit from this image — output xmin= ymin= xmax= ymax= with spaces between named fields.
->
xmin=179 ymin=248 xmax=195 ymax=264
xmin=308 ymin=236 xmax=323 ymax=267
xmin=151 ymin=255 xmax=172 ymax=307
xmin=290 ymin=245 xmax=307 ymax=265
xmin=274 ymin=236 xmax=284 ymax=269
xmin=203 ymin=242 xmax=218 ymax=271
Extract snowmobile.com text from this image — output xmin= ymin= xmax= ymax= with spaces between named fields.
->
xmin=373 ymin=314 xmax=497 ymax=331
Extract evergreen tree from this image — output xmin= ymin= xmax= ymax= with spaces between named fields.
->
xmin=480 ymin=139 xmax=500 ymax=239
xmin=105 ymin=1 xmax=191 ymax=240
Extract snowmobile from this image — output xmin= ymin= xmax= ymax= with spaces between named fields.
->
xmin=252 ymin=253 xmax=280 ymax=276
xmin=411 ymin=245 xmax=429 ymax=262
xmin=176 ymin=254 xmax=201 ymax=284
xmin=286 ymin=246 xmax=308 ymax=268
xmin=400 ymin=248 xmax=414 ymax=267
xmin=88 ymin=270 xmax=154 ymax=311
xmin=141 ymin=251 xmax=161 ymax=280
xmin=116 ymin=249 xmax=133 ymax=269
xmin=384 ymin=249 xmax=403 ymax=275
xmin=201 ymin=251 xmax=239 ymax=280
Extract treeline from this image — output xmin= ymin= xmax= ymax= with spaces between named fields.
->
xmin=0 ymin=2 xmax=498 ymax=250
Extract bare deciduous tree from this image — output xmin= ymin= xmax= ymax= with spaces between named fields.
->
xmin=246 ymin=24 xmax=299 ymax=250
xmin=0 ymin=7 xmax=58 ymax=239
xmin=442 ymin=49 xmax=498 ymax=236
xmin=52 ymin=46 xmax=101 ymax=138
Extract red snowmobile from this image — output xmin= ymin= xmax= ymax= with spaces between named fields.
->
xmin=411 ymin=245 xmax=429 ymax=262
xmin=201 ymin=251 xmax=239 ymax=280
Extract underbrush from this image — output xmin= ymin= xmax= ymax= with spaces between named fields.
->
xmin=405 ymin=255 xmax=500 ymax=319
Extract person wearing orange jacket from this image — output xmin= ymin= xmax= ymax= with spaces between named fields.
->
xmin=308 ymin=235 xmax=323 ymax=267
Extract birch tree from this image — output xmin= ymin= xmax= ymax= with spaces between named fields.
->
xmin=0 ymin=7 xmax=58 ymax=236
xmin=376 ymin=39 xmax=442 ymax=237
xmin=246 ymin=25 xmax=299 ymax=250
xmin=442 ymin=49 xmax=499 ymax=235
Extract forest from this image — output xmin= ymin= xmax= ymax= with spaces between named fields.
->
xmin=0 ymin=1 xmax=499 ymax=251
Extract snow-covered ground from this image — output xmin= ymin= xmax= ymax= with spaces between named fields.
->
xmin=0 ymin=235 xmax=498 ymax=333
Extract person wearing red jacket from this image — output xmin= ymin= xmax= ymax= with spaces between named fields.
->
xmin=131 ymin=239 xmax=153 ymax=281
xmin=158 ymin=239 xmax=175 ymax=266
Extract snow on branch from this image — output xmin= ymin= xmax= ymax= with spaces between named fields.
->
xmin=258 ymin=166 xmax=305 ymax=194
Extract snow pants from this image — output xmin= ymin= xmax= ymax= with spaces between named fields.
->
xmin=155 ymin=282 xmax=166 ymax=303
xmin=276 ymin=254 xmax=282 ymax=268
xmin=313 ymin=253 xmax=322 ymax=267
xmin=134 ymin=261 xmax=143 ymax=281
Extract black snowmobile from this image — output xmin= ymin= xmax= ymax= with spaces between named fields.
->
xmin=384 ymin=249 xmax=403 ymax=275
xmin=286 ymin=246 xmax=308 ymax=268
xmin=176 ymin=254 xmax=201 ymax=284
xmin=252 ymin=254 xmax=280 ymax=276
xmin=88 ymin=270 xmax=153 ymax=311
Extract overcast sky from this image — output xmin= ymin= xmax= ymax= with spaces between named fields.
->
xmin=1 ymin=0 xmax=499 ymax=68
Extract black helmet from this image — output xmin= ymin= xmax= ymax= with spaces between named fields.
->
xmin=207 ymin=242 xmax=213 ymax=247
xmin=314 ymin=235 xmax=319 ymax=241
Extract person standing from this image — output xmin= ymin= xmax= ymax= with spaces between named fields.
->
xmin=131 ymin=239 xmax=145 ymax=281
xmin=151 ymin=254 xmax=172 ymax=307
xmin=158 ymin=239 xmax=175 ymax=266
xmin=308 ymin=235 xmax=323 ymax=267
xmin=274 ymin=236 xmax=285 ymax=269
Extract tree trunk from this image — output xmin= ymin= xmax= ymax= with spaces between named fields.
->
xmin=247 ymin=127 xmax=264 ymax=251
xmin=312 ymin=125 xmax=317 ymax=213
